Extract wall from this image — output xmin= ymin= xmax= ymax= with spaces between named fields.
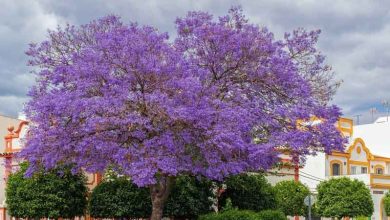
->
xmin=0 ymin=116 xmax=24 ymax=209
xmin=266 ymin=167 xmax=295 ymax=186
xmin=300 ymin=153 xmax=326 ymax=191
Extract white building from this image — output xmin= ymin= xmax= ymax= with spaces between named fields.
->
xmin=300 ymin=117 xmax=390 ymax=220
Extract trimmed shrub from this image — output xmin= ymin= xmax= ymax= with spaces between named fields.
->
xmin=6 ymin=162 xmax=87 ymax=219
xmin=384 ymin=191 xmax=390 ymax=216
xmin=89 ymin=177 xmax=151 ymax=218
xmin=220 ymin=173 xmax=276 ymax=211
xmin=198 ymin=209 xmax=286 ymax=220
xmin=316 ymin=177 xmax=373 ymax=219
xmin=274 ymin=180 xmax=310 ymax=216
xmin=257 ymin=210 xmax=287 ymax=220
xmin=90 ymin=175 xmax=214 ymax=219
xmin=164 ymin=175 xmax=214 ymax=219
xmin=198 ymin=210 xmax=261 ymax=220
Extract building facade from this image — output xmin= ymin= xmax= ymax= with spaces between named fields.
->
xmin=0 ymin=115 xmax=101 ymax=220
xmin=301 ymin=117 xmax=390 ymax=220
xmin=2 ymin=113 xmax=390 ymax=219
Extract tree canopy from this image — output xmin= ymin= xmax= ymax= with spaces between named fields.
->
xmin=274 ymin=180 xmax=310 ymax=216
xmin=316 ymin=177 xmax=374 ymax=219
xmin=21 ymin=6 xmax=343 ymax=219
xmin=6 ymin=163 xmax=87 ymax=219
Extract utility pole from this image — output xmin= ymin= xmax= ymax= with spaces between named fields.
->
xmin=353 ymin=114 xmax=362 ymax=125
xmin=369 ymin=107 xmax=377 ymax=122
xmin=382 ymin=100 xmax=390 ymax=122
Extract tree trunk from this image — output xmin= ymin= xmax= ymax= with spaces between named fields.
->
xmin=150 ymin=176 xmax=175 ymax=220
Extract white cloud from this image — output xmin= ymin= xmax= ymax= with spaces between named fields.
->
xmin=1 ymin=0 xmax=390 ymax=124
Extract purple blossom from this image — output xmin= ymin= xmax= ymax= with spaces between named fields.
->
xmin=21 ymin=8 xmax=344 ymax=187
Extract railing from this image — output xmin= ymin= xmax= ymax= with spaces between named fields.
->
xmin=371 ymin=173 xmax=390 ymax=188
xmin=327 ymin=173 xmax=390 ymax=188
xmin=327 ymin=174 xmax=371 ymax=185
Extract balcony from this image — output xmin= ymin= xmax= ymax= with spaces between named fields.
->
xmin=327 ymin=174 xmax=371 ymax=185
xmin=327 ymin=173 xmax=390 ymax=188
xmin=371 ymin=174 xmax=390 ymax=188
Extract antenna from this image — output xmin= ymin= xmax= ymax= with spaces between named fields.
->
xmin=382 ymin=100 xmax=390 ymax=122
xmin=353 ymin=114 xmax=362 ymax=125
xmin=369 ymin=107 xmax=377 ymax=122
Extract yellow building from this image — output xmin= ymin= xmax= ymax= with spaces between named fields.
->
xmin=300 ymin=117 xmax=390 ymax=220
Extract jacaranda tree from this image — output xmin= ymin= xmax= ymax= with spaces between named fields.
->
xmin=22 ymin=7 xmax=344 ymax=220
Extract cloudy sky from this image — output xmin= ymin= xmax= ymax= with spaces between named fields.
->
xmin=1 ymin=0 xmax=390 ymax=124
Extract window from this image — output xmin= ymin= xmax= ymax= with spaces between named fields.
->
xmin=332 ymin=163 xmax=341 ymax=176
xmin=330 ymin=160 xmax=343 ymax=176
xmin=375 ymin=166 xmax=384 ymax=175
xmin=351 ymin=166 xmax=357 ymax=175
xmin=361 ymin=167 xmax=368 ymax=174
xmin=376 ymin=168 xmax=384 ymax=174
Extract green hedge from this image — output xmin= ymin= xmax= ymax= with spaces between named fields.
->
xmin=384 ymin=191 xmax=390 ymax=215
xmin=164 ymin=175 xmax=214 ymax=219
xmin=198 ymin=210 xmax=286 ymax=220
xmin=220 ymin=173 xmax=276 ymax=211
xmin=89 ymin=175 xmax=214 ymax=219
xmin=89 ymin=178 xmax=151 ymax=218
xmin=6 ymin=162 xmax=88 ymax=219
xmin=199 ymin=210 xmax=261 ymax=220
xmin=274 ymin=180 xmax=310 ymax=216
xmin=257 ymin=210 xmax=287 ymax=220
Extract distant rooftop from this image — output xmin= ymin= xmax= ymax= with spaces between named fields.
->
xmin=374 ymin=116 xmax=390 ymax=123
xmin=353 ymin=117 xmax=390 ymax=157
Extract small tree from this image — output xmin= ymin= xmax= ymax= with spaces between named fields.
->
xmin=89 ymin=177 xmax=152 ymax=218
xmin=316 ymin=177 xmax=373 ymax=219
xmin=220 ymin=173 xmax=276 ymax=211
xmin=6 ymin=163 xmax=87 ymax=219
xmin=384 ymin=192 xmax=390 ymax=216
xmin=164 ymin=175 xmax=214 ymax=219
xmin=274 ymin=180 xmax=310 ymax=216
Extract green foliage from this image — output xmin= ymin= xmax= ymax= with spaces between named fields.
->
xmin=384 ymin=191 xmax=390 ymax=216
xmin=220 ymin=173 xmax=276 ymax=211
xmin=198 ymin=210 xmax=261 ymax=220
xmin=164 ymin=175 xmax=214 ymax=219
xmin=222 ymin=198 xmax=234 ymax=212
xmin=89 ymin=177 xmax=151 ymax=218
xmin=6 ymin=162 xmax=88 ymax=218
xmin=90 ymin=175 xmax=214 ymax=219
xmin=257 ymin=210 xmax=287 ymax=220
xmin=198 ymin=209 xmax=286 ymax=220
xmin=274 ymin=180 xmax=310 ymax=216
xmin=316 ymin=177 xmax=374 ymax=218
